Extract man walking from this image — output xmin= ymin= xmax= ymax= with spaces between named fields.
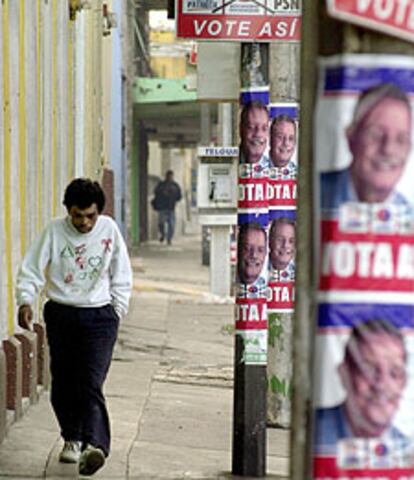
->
xmin=16 ymin=178 xmax=132 ymax=476
xmin=153 ymin=170 xmax=182 ymax=245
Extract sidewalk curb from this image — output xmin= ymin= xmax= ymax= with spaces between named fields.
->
xmin=133 ymin=280 xmax=235 ymax=304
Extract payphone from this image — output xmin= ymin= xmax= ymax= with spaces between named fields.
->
xmin=197 ymin=146 xmax=238 ymax=297
xmin=197 ymin=146 xmax=238 ymax=221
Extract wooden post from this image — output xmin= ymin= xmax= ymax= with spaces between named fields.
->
xmin=232 ymin=42 xmax=269 ymax=478
xmin=291 ymin=2 xmax=414 ymax=479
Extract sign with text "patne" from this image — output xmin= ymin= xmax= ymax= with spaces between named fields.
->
xmin=176 ymin=0 xmax=301 ymax=41
xmin=327 ymin=0 xmax=414 ymax=43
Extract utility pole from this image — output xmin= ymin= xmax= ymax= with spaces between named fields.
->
xmin=292 ymin=2 xmax=414 ymax=479
xmin=232 ymin=43 xmax=269 ymax=477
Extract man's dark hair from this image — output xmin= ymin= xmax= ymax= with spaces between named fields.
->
xmin=344 ymin=319 xmax=407 ymax=373
xmin=237 ymin=222 xmax=266 ymax=262
xmin=240 ymin=101 xmax=269 ymax=129
xmin=238 ymin=221 xmax=266 ymax=248
xmin=269 ymin=216 xmax=296 ymax=241
xmin=270 ymin=114 xmax=297 ymax=135
xmin=63 ymin=178 xmax=106 ymax=213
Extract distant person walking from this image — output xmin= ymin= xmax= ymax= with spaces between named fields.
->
xmin=153 ymin=170 xmax=182 ymax=245
xmin=15 ymin=178 xmax=132 ymax=476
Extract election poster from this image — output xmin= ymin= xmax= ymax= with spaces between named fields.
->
xmin=236 ymin=99 xmax=299 ymax=367
xmin=268 ymin=103 xmax=298 ymax=313
xmin=176 ymin=0 xmax=301 ymax=41
xmin=236 ymin=46 xmax=270 ymax=365
xmin=313 ymin=54 xmax=414 ymax=479
xmin=235 ymin=209 xmax=269 ymax=365
xmin=266 ymin=103 xmax=298 ymax=424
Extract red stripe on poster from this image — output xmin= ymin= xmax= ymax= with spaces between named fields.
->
xmin=238 ymin=177 xmax=268 ymax=209
xmin=319 ymin=220 xmax=414 ymax=292
xmin=235 ymin=297 xmax=267 ymax=330
xmin=268 ymin=178 xmax=297 ymax=208
xmin=268 ymin=280 xmax=295 ymax=310
xmin=314 ymin=456 xmax=414 ymax=479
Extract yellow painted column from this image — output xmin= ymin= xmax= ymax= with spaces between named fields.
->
xmin=85 ymin=10 xmax=93 ymax=178
xmin=2 ymin=0 xmax=14 ymax=335
xmin=19 ymin=0 xmax=26 ymax=256
xmin=68 ymin=20 xmax=74 ymax=179
xmin=37 ymin=0 xmax=43 ymax=232
xmin=51 ymin=0 xmax=58 ymax=216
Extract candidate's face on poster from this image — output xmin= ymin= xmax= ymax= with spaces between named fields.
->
xmin=240 ymin=107 xmax=269 ymax=164
xmin=238 ymin=228 xmax=266 ymax=284
xmin=340 ymin=332 xmax=407 ymax=437
xmin=348 ymin=98 xmax=412 ymax=203
xmin=269 ymin=222 xmax=295 ymax=271
xmin=270 ymin=120 xmax=297 ymax=168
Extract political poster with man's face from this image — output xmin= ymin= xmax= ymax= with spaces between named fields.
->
xmin=236 ymin=103 xmax=299 ymax=363
xmin=313 ymin=54 xmax=414 ymax=479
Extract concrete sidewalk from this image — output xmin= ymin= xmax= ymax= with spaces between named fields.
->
xmin=0 ymin=234 xmax=290 ymax=479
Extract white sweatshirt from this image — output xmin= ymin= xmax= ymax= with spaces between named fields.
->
xmin=15 ymin=215 xmax=133 ymax=319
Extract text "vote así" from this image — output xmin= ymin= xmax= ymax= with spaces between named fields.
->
xmin=189 ymin=17 xmax=300 ymax=40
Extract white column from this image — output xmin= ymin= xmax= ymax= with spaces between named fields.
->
xmin=209 ymin=102 xmax=233 ymax=297
xmin=74 ymin=12 xmax=85 ymax=177
xmin=210 ymin=224 xmax=231 ymax=297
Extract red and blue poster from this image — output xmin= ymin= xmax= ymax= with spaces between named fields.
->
xmin=268 ymin=103 xmax=298 ymax=313
xmin=313 ymin=54 xmax=414 ymax=479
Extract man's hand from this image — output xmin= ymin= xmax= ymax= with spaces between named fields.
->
xmin=18 ymin=305 xmax=33 ymax=330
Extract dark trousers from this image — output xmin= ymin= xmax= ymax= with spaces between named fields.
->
xmin=44 ymin=301 xmax=119 ymax=456
xmin=158 ymin=209 xmax=175 ymax=242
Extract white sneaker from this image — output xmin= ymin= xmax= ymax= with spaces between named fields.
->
xmin=78 ymin=444 xmax=105 ymax=476
xmin=59 ymin=440 xmax=82 ymax=463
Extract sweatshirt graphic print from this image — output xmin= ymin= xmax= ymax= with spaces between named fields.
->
xmin=16 ymin=215 xmax=132 ymax=318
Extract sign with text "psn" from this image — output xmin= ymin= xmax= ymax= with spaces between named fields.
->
xmin=327 ymin=0 xmax=414 ymax=43
xmin=176 ymin=0 xmax=301 ymax=41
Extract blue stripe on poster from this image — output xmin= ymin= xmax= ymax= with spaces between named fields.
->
xmin=269 ymin=105 xmax=298 ymax=120
xmin=269 ymin=209 xmax=296 ymax=221
xmin=318 ymin=303 xmax=414 ymax=329
xmin=324 ymin=67 xmax=414 ymax=94
xmin=238 ymin=212 xmax=269 ymax=227
xmin=240 ymin=89 xmax=270 ymax=106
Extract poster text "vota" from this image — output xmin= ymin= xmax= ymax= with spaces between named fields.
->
xmin=328 ymin=0 xmax=414 ymax=42
xmin=238 ymin=178 xmax=297 ymax=208
xmin=268 ymin=282 xmax=295 ymax=310
xmin=319 ymin=220 xmax=414 ymax=292
xmin=177 ymin=15 xmax=301 ymax=41
xmin=235 ymin=299 xmax=267 ymax=330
